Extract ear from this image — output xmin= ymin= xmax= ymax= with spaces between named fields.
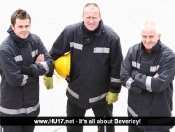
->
xmin=158 ymin=34 xmax=161 ymax=40
xmin=11 ymin=24 xmax=14 ymax=30
xmin=82 ymin=12 xmax=84 ymax=19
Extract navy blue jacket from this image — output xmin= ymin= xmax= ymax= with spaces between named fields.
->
xmin=120 ymin=40 xmax=175 ymax=131
xmin=50 ymin=20 xmax=123 ymax=109
xmin=0 ymin=34 xmax=53 ymax=117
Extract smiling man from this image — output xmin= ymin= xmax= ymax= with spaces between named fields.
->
xmin=11 ymin=18 xmax=30 ymax=39
xmin=120 ymin=21 xmax=175 ymax=132
xmin=141 ymin=22 xmax=161 ymax=53
xmin=0 ymin=9 xmax=53 ymax=132
xmin=82 ymin=3 xmax=101 ymax=31
xmin=44 ymin=3 xmax=123 ymax=132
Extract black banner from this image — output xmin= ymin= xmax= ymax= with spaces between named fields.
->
xmin=0 ymin=117 xmax=175 ymax=126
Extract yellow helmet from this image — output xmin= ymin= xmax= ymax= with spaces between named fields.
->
xmin=54 ymin=52 xmax=70 ymax=78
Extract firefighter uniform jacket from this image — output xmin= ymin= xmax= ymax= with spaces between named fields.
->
xmin=50 ymin=20 xmax=123 ymax=109
xmin=120 ymin=40 xmax=175 ymax=130
xmin=0 ymin=34 xmax=53 ymax=117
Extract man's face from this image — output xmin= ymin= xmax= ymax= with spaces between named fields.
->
xmin=11 ymin=18 xmax=31 ymax=39
xmin=141 ymin=28 xmax=161 ymax=51
xmin=82 ymin=5 xmax=101 ymax=31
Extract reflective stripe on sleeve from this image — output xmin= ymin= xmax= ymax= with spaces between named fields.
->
xmin=146 ymin=76 xmax=152 ymax=92
xmin=20 ymin=75 xmax=28 ymax=86
xmin=126 ymin=78 xmax=134 ymax=89
xmin=39 ymin=61 xmax=49 ymax=74
xmin=111 ymin=77 xmax=120 ymax=83
xmin=0 ymin=102 xmax=40 ymax=115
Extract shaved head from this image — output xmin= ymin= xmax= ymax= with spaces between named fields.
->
xmin=141 ymin=21 xmax=161 ymax=52
xmin=142 ymin=21 xmax=160 ymax=35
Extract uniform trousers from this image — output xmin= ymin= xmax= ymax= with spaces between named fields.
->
xmin=66 ymin=99 xmax=114 ymax=132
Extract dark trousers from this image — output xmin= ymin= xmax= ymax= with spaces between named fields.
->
xmin=2 ymin=126 xmax=35 ymax=132
xmin=128 ymin=126 xmax=170 ymax=132
xmin=66 ymin=99 xmax=114 ymax=132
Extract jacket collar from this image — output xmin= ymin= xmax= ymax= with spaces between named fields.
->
xmin=7 ymin=26 xmax=31 ymax=45
xmin=79 ymin=20 xmax=105 ymax=38
xmin=140 ymin=40 xmax=161 ymax=54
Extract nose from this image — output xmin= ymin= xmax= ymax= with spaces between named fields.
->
xmin=22 ymin=27 xmax=27 ymax=31
xmin=89 ymin=18 xmax=93 ymax=23
xmin=146 ymin=37 xmax=150 ymax=42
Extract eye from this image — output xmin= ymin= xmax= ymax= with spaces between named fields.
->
xmin=142 ymin=36 xmax=147 ymax=39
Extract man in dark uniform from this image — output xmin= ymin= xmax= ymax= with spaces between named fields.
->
xmin=0 ymin=9 xmax=53 ymax=132
xmin=120 ymin=21 xmax=175 ymax=132
xmin=44 ymin=3 xmax=123 ymax=132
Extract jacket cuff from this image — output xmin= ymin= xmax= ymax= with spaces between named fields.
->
xmin=109 ymin=85 xmax=121 ymax=93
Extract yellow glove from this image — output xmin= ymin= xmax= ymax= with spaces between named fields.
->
xmin=106 ymin=91 xmax=119 ymax=105
xmin=43 ymin=75 xmax=53 ymax=89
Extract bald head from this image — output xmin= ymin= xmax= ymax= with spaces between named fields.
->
xmin=141 ymin=21 xmax=161 ymax=52
xmin=142 ymin=21 xmax=160 ymax=35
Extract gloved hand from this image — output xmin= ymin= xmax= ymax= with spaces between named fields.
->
xmin=43 ymin=75 xmax=53 ymax=89
xmin=19 ymin=66 xmax=34 ymax=76
xmin=131 ymin=70 xmax=139 ymax=80
xmin=106 ymin=91 xmax=119 ymax=105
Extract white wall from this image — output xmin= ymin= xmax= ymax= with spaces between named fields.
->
xmin=0 ymin=0 xmax=175 ymax=131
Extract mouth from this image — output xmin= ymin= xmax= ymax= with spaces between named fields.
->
xmin=22 ymin=33 xmax=28 ymax=36
xmin=145 ymin=42 xmax=152 ymax=45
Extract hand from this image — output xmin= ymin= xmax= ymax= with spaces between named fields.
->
xmin=131 ymin=70 xmax=139 ymax=79
xmin=35 ymin=54 xmax=44 ymax=64
xmin=19 ymin=66 xmax=34 ymax=76
xmin=106 ymin=91 xmax=119 ymax=105
xmin=153 ymin=73 xmax=159 ymax=78
xmin=43 ymin=75 xmax=53 ymax=89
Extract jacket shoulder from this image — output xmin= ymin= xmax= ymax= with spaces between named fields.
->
xmin=103 ymin=25 xmax=120 ymax=39
xmin=30 ymin=33 xmax=44 ymax=47
xmin=64 ymin=22 xmax=81 ymax=33
xmin=128 ymin=43 xmax=141 ymax=53
xmin=160 ymin=43 xmax=174 ymax=53
xmin=0 ymin=36 xmax=14 ymax=51
xmin=159 ymin=42 xmax=175 ymax=59
xmin=30 ymin=34 xmax=41 ymax=41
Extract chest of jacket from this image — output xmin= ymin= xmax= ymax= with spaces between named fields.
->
xmin=132 ymin=50 xmax=163 ymax=77
xmin=10 ymin=39 xmax=39 ymax=67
